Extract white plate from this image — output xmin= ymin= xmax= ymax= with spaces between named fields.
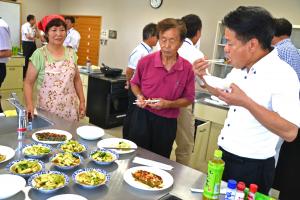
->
xmin=0 ymin=174 xmax=26 ymax=199
xmin=203 ymin=75 xmax=231 ymax=90
xmin=123 ymin=166 xmax=174 ymax=191
xmin=0 ymin=145 xmax=15 ymax=164
xmin=76 ymin=126 xmax=104 ymax=140
xmin=97 ymin=138 xmax=137 ymax=154
xmin=47 ymin=194 xmax=88 ymax=200
xmin=32 ymin=129 xmax=72 ymax=144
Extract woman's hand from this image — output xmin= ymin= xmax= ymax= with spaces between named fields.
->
xmin=26 ymin=104 xmax=35 ymax=119
xmin=79 ymin=101 xmax=86 ymax=119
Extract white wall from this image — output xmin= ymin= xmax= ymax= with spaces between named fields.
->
xmin=22 ymin=0 xmax=300 ymax=70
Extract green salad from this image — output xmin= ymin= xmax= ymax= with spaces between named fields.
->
xmin=51 ymin=153 xmax=80 ymax=167
xmin=60 ymin=140 xmax=86 ymax=153
xmin=76 ymin=169 xmax=106 ymax=186
xmin=24 ymin=145 xmax=51 ymax=156
xmin=33 ymin=173 xmax=65 ymax=190
xmin=91 ymin=151 xmax=114 ymax=162
xmin=11 ymin=160 xmax=41 ymax=174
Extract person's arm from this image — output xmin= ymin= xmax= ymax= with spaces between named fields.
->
xmin=23 ymin=62 xmax=38 ymax=115
xmin=74 ymin=68 xmax=86 ymax=119
xmin=217 ymin=83 xmax=298 ymax=142
xmin=0 ymin=49 xmax=12 ymax=58
xmin=125 ymin=67 xmax=135 ymax=88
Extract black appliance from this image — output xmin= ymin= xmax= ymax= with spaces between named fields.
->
xmin=86 ymin=73 xmax=128 ymax=129
xmin=100 ymin=63 xmax=123 ymax=77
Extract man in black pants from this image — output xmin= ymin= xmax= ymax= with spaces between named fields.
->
xmin=21 ymin=14 xmax=37 ymax=78
xmin=193 ymin=6 xmax=300 ymax=194
xmin=0 ymin=17 xmax=12 ymax=113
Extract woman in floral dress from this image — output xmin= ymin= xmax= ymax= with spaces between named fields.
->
xmin=24 ymin=15 xmax=85 ymax=121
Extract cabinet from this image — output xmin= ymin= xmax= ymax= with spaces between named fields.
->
xmin=0 ymin=56 xmax=24 ymax=107
xmin=191 ymin=102 xmax=228 ymax=173
xmin=79 ymin=73 xmax=89 ymax=100
xmin=211 ymin=22 xmax=232 ymax=78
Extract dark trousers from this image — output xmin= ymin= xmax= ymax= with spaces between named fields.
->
xmin=273 ymin=129 xmax=300 ymax=200
xmin=128 ymin=107 xmax=177 ymax=158
xmin=220 ymin=147 xmax=275 ymax=195
xmin=122 ymin=87 xmax=136 ymax=139
xmin=0 ymin=63 xmax=6 ymax=113
xmin=22 ymin=41 xmax=36 ymax=78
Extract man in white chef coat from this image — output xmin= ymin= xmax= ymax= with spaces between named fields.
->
xmin=63 ymin=16 xmax=81 ymax=52
xmin=123 ymin=23 xmax=158 ymax=139
xmin=176 ymin=14 xmax=204 ymax=165
xmin=193 ymin=6 xmax=300 ymax=194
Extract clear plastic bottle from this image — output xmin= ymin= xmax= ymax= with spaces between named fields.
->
xmin=86 ymin=59 xmax=91 ymax=72
xmin=225 ymin=179 xmax=237 ymax=200
xmin=234 ymin=181 xmax=245 ymax=200
xmin=247 ymin=184 xmax=258 ymax=200
xmin=203 ymin=149 xmax=225 ymax=200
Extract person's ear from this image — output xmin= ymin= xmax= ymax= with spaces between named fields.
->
xmin=248 ymin=38 xmax=259 ymax=53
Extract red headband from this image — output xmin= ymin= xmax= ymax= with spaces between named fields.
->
xmin=37 ymin=14 xmax=65 ymax=32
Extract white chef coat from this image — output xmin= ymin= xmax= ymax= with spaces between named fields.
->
xmin=218 ymin=48 xmax=300 ymax=159
xmin=178 ymin=38 xmax=204 ymax=64
xmin=63 ymin=28 xmax=81 ymax=52
xmin=128 ymin=42 xmax=152 ymax=70
xmin=0 ymin=19 xmax=11 ymax=63
xmin=21 ymin=22 xmax=36 ymax=42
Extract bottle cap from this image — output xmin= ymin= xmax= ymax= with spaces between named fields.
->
xmin=227 ymin=179 xmax=237 ymax=189
xmin=236 ymin=181 xmax=246 ymax=191
xmin=249 ymin=183 xmax=258 ymax=193
xmin=214 ymin=149 xmax=223 ymax=158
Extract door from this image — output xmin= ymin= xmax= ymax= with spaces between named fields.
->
xmin=71 ymin=16 xmax=102 ymax=66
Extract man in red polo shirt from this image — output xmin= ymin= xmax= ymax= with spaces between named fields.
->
xmin=129 ymin=18 xmax=195 ymax=158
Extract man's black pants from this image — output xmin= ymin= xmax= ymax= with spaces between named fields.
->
xmin=128 ymin=107 xmax=177 ymax=158
xmin=220 ymin=147 xmax=275 ymax=195
xmin=22 ymin=41 xmax=36 ymax=78
xmin=122 ymin=87 xmax=136 ymax=139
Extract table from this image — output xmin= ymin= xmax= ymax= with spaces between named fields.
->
xmin=0 ymin=109 xmax=225 ymax=200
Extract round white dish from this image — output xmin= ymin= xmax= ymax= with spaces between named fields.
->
xmin=76 ymin=126 xmax=104 ymax=140
xmin=72 ymin=168 xmax=110 ymax=189
xmin=97 ymin=138 xmax=137 ymax=154
xmin=32 ymin=129 xmax=72 ymax=144
xmin=0 ymin=174 xmax=26 ymax=199
xmin=123 ymin=166 xmax=173 ymax=191
xmin=0 ymin=145 xmax=15 ymax=164
xmin=47 ymin=194 xmax=88 ymax=200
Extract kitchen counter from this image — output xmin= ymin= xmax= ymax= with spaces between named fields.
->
xmin=0 ymin=109 xmax=226 ymax=200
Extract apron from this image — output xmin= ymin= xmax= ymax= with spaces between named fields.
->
xmin=37 ymin=46 xmax=79 ymax=121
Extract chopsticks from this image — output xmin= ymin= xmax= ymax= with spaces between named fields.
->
xmin=133 ymin=99 xmax=160 ymax=104
xmin=101 ymin=147 xmax=137 ymax=150
xmin=205 ymin=59 xmax=225 ymax=63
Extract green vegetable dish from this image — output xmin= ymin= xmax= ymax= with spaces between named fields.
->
xmin=11 ymin=160 xmax=41 ymax=174
xmin=24 ymin=145 xmax=51 ymax=156
xmin=51 ymin=153 xmax=80 ymax=167
xmin=0 ymin=153 xmax=6 ymax=162
xmin=60 ymin=140 xmax=86 ymax=153
xmin=33 ymin=174 xmax=65 ymax=190
xmin=76 ymin=169 xmax=106 ymax=186
xmin=91 ymin=151 xmax=114 ymax=162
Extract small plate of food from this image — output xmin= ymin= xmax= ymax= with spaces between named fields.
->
xmin=0 ymin=145 xmax=15 ymax=164
xmin=72 ymin=168 xmax=110 ymax=189
xmin=50 ymin=152 xmax=82 ymax=170
xmin=32 ymin=129 xmax=72 ymax=144
xmin=123 ymin=166 xmax=174 ymax=191
xmin=76 ymin=125 xmax=105 ymax=140
xmin=58 ymin=140 xmax=87 ymax=153
xmin=22 ymin=143 xmax=53 ymax=158
xmin=6 ymin=159 xmax=45 ymax=177
xmin=97 ymin=138 xmax=137 ymax=154
xmin=0 ymin=174 xmax=26 ymax=199
xmin=28 ymin=171 xmax=69 ymax=193
xmin=89 ymin=148 xmax=119 ymax=165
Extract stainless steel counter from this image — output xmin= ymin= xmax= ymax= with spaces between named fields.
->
xmin=0 ymin=109 xmax=225 ymax=200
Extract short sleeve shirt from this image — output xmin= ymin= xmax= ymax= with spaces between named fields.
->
xmin=131 ymin=51 xmax=195 ymax=118
xmin=128 ymin=42 xmax=152 ymax=70
xmin=21 ymin=22 xmax=36 ymax=42
xmin=0 ymin=19 xmax=11 ymax=63
xmin=30 ymin=46 xmax=78 ymax=89
xmin=63 ymin=28 xmax=81 ymax=52
xmin=218 ymin=49 xmax=300 ymax=159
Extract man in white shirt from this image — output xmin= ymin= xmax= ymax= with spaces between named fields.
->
xmin=22 ymin=14 xmax=38 ymax=78
xmin=176 ymin=14 xmax=204 ymax=165
xmin=123 ymin=23 xmax=158 ymax=139
xmin=193 ymin=6 xmax=300 ymax=194
xmin=63 ymin=16 xmax=80 ymax=52
xmin=0 ymin=17 xmax=12 ymax=113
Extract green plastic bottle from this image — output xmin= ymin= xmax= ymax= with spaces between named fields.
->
xmin=203 ymin=149 xmax=225 ymax=200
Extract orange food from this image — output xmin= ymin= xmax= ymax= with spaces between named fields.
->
xmin=132 ymin=170 xmax=163 ymax=188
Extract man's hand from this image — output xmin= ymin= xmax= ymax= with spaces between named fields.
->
xmin=136 ymin=94 xmax=147 ymax=108
xmin=147 ymin=98 xmax=169 ymax=110
xmin=193 ymin=58 xmax=209 ymax=78
xmin=216 ymin=83 xmax=250 ymax=107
